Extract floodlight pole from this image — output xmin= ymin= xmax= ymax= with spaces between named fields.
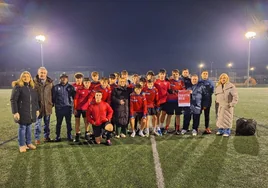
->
xmin=247 ymin=40 xmax=251 ymax=87
xmin=40 ymin=43 xmax=44 ymax=67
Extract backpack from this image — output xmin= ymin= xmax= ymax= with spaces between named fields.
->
xmin=236 ymin=118 xmax=257 ymax=136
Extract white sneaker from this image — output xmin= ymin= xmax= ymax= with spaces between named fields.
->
xmin=181 ymin=129 xmax=187 ymax=135
xmin=120 ymin=133 xmax=126 ymax=138
xmin=131 ymin=132 xmax=136 ymax=137
xmin=145 ymin=133 xmax=150 ymax=137
xmin=139 ymin=131 xmax=145 ymax=137
xmin=192 ymin=129 xmax=197 ymax=136
xmin=115 ymin=135 xmax=120 ymax=139
xmin=153 ymin=131 xmax=160 ymax=136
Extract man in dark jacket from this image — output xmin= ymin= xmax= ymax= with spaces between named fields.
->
xmin=181 ymin=74 xmax=206 ymax=136
xmin=34 ymin=67 xmax=53 ymax=144
xmin=199 ymin=70 xmax=214 ymax=134
xmin=112 ymin=77 xmax=132 ymax=138
xmin=52 ymin=72 xmax=76 ymax=141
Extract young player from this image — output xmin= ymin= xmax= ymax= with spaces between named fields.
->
xmin=154 ymin=69 xmax=170 ymax=134
xmin=199 ymin=70 xmax=214 ymax=134
xmin=146 ymin=70 xmax=155 ymax=82
xmin=129 ymin=74 xmax=139 ymax=89
xmin=129 ymin=84 xmax=147 ymax=137
xmin=164 ymin=69 xmax=185 ymax=135
xmin=109 ymin=73 xmax=118 ymax=92
xmin=73 ymin=77 xmax=92 ymax=142
xmin=139 ymin=77 xmax=147 ymax=88
xmin=90 ymin=71 xmax=100 ymax=90
xmin=73 ymin=72 xmax=84 ymax=91
xmin=143 ymin=79 xmax=159 ymax=136
xmin=86 ymin=91 xmax=113 ymax=145
xmin=89 ymin=77 xmax=111 ymax=104
xmin=121 ymin=70 xmax=131 ymax=85
xmin=181 ymin=74 xmax=206 ymax=136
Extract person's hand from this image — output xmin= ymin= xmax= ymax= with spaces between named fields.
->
xmin=36 ymin=111 xmax=40 ymax=117
xmin=189 ymin=90 xmax=193 ymax=94
xmin=14 ymin=113 xmax=20 ymax=121
xmin=74 ymin=110 xmax=77 ymax=115
xmin=203 ymin=107 xmax=206 ymax=110
xmin=119 ymin=100 xmax=125 ymax=105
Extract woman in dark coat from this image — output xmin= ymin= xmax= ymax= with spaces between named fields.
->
xmin=10 ymin=71 xmax=39 ymax=153
xmin=112 ymin=77 xmax=132 ymax=138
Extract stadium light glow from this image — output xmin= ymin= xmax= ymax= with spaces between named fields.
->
xmin=250 ymin=67 xmax=255 ymax=71
xmin=227 ymin=62 xmax=233 ymax=68
xmin=35 ymin=35 xmax=46 ymax=42
xmin=245 ymin=31 xmax=256 ymax=39
xmin=199 ymin=63 xmax=204 ymax=68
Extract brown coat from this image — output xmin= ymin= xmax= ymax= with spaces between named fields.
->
xmin=215 ymin=82 xmax=238 ymax=129
xmin=34 ymin=75 xmax=53 ymax=116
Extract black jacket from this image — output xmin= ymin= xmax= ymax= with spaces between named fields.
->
xmin=181 ymin=76 xmax=192 ymax=89
xmin=111 ymin=86 xmax=132 ymax=125
xmin=52 ymin=83 xmax=75 ymax=110
xmin=10 ymin=83 xmax=39 ymax=124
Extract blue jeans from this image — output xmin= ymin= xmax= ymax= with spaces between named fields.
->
xmin=34 ymin=115 xmax=51 ymax=140
xmin=18 ymin=124 xmax=32 ymax=146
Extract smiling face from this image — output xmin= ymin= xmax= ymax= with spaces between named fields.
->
xmin=95 ymin=92 xmax=102 ymax=102
xmin=220 ymin=74 xmax=228 ymax=84
xmin=75 ymin=77 xmax=83 ymax=85
xmin=83 ymin=81 xmax=91 ymax=89
xmin=172 ymin=72 xmax=180 ymax=80
xmin=118 ymin=78 xmax=126 ymax=87
xmin=158 ymin=72 xmax=166 ymax=80
xmin=100 ymin=80 xmax=109 ymax=88
xmin=191 ymin=76 xmax=198 ymax=85
xmin=38 ymin=68 xmax=47 ymax=80
xmin=201 ymin=71 xmax=209 ymax=80
xmin=22 ymin=73 xmax=31 ymax=83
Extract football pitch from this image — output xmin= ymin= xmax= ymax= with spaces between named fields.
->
xmin=0 ymin=88 xmax=268 ymax=188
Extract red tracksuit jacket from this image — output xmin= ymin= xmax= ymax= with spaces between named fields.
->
xmin=86 ymin=101 xmax=113 ymax=126
xmin=74 ymin=87 xmax=92 ymax=111
xmin=72 ymin=83 xmax=83 ymax=91
xmin=167 ymin=78 xmax=185 ymax=102
xmin=130 ymin=92 xmax=147 ymax=117
xmin=142 ymin=86 xmax=159 ymax=108
xmin=89 ymin=81 xmax=100 ymax=90
xmin=154 ymin=79 xmax=170 ymax=105
xmin=89 ymin=85 xmax=111 ymax=104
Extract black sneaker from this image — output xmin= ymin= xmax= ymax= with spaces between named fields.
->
xmin=85 ymin=133 xmax=90 ymax=141
xmin=67 ymin=135 xmax=73 ymax=142
xmin=74 ymin=134 xmax=80 ymax=142
xmin=54 ymin=137 xmax=61 ymax=142
xmin=162 ymin=129 xmax=168 ymax=135
xmin=44 ymin=137 xmax=51 ymax=142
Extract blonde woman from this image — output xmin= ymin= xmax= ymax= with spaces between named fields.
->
xmin=10 ymin=71 xmax=39 ymax=152
xmin=215 ymin=73 xmax=238 ymax=137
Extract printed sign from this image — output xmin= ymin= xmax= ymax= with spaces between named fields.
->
xmin=178 ymin=90 xmax=191 ymax=107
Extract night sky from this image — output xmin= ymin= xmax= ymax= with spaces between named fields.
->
xmin=0 ymin=0 xmax=267 ymax=75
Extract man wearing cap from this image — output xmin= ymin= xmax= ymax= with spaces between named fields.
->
xmin=109 ymin=73 xmax=118 ymax=92
xmin=73 ymin=72 xmax=84 ymax=91
xmin=52 ymin=73 xmax=76 ymax=141
xmin=34 ymin=67 xmax=54 ymax=144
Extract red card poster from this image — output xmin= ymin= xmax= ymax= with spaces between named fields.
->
xmin=178 ymin=90 xmax=191 ymax=107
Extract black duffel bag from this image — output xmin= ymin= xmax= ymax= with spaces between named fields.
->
xmin=236 ymin=118 xmax=257 ymax=136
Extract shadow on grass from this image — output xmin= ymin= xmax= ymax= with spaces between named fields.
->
xmin=181 ymin=136 xmax=229 ymax=188
xmin=233 ymin=135 xmax=259 ymax=156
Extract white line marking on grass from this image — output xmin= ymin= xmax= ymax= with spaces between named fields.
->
xmin=150 ymin=135 xmax=165 ymax=188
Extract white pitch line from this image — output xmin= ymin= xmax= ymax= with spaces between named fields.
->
xmin=150 ymin=135 xmax=165 ymax=188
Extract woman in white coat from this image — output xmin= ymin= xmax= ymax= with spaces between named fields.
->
xmin=215 ymin=73 xmax=238 ymax=137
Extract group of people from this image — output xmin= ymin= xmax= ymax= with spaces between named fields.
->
xmin=10 ymin=67 xmax=238 ymax=153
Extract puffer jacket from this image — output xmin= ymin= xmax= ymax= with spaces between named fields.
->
xmin=111 ymin=86 xmax=132 ymax=125
xmin=215 ymin=82 xmax=238 ymax=129
xmin=187 ymin=83 xmax=206 ymax=114
xmin=34 ymin=75 xmax=53 ymax=117
xmin=10 ymin=83 xmax=39 ymax=124
xmin=199 ymin=79 xmax=214 ymax=108
xmin=52 ymin=83 xmax=76 ymax=110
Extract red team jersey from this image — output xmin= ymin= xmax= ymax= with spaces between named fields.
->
xmin=154 ymin=79 xmax=170 ymax=105
xmin=74 ymin=87 xmax=92 ymax=111
xmin=130 ymin=92 xmax=147 ymax=117
xmin=72 ymin=83 xmax=83 ymax=91
xmin=86 ymin=101 xmax=113 ymax=126
xmin=89 ymin=85 xmax=111 ymax=104
xmin=167 ymin=78 xmax=185 ymax=102
xmin=89 ymin=81 xmax=100 ymax=90
xmin=142 ymin=86 xmax=159 ymax=108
